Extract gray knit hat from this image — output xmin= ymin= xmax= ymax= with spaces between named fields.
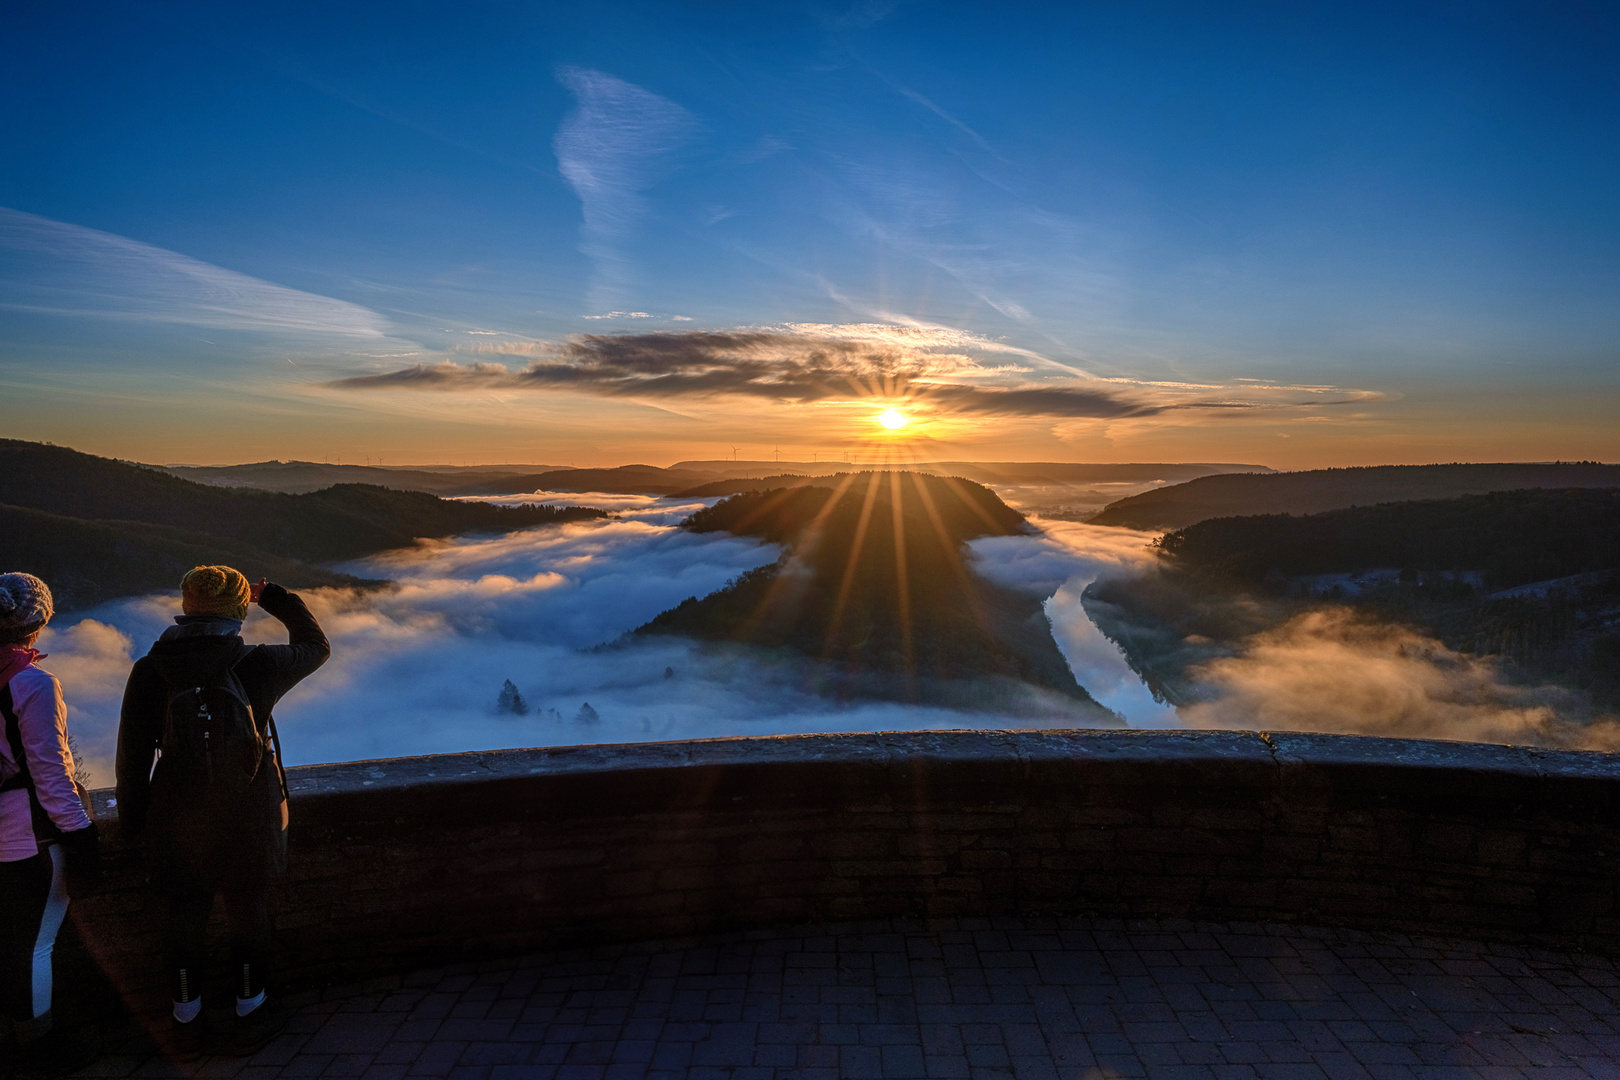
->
xmin=0 ymin=572 xmax=53 ymax=634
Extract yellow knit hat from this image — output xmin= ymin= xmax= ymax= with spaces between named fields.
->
xmin=180 ymin=565 xmax=252 ymax=620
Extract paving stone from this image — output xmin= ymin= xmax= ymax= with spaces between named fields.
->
xmin=75 ymin=916 xmax=1620 ymax=1079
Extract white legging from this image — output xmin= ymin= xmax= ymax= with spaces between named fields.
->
xmin=3 ymin=843 xmax=72 ymax=1020
xmin=31 ymin=844 xmax=69 ymax=1018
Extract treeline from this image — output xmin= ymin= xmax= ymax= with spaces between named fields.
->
xmin=1158 ymin=488 xmax=1620 ymax=590
xmin=0 ymin=440 xmax=607 ymax=609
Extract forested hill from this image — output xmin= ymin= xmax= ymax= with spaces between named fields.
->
xmin=0 ymin=440 xmax=606 ymax=609
xmin=638 ymin=473 xmax=1107 ymax=713
xmin=1158 ymin=488 xmax=1620 ymax=590
xmin=680 ymin=471 xmax=1026 ymax=544
xmin=1091 ymin=487 xmax=1620 ymax=714
xmin=1089 ymin=462 xmax=1620 ymax=531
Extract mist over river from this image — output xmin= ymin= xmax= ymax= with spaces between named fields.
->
xmin=38 ymin=493 xmax=1171 ymax=782
xmin=41 ymin=483 xmax=1602 ymax=785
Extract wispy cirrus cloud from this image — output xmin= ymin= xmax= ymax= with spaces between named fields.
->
xmin=0 ymin=207 xmax=392 ymax=337
xmin=553 ymin=68 xmax=699 ymax=311
xmin=327 ymin=325 xmax=1385 ymax=420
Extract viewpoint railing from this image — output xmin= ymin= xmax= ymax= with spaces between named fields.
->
xmin=66 ymin=729 xmax=1620 ymax=1003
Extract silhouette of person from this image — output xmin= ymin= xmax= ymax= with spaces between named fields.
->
xmin=117 ymin=567 xmax=328 ymax=1058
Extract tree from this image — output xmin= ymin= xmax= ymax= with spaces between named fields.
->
xmin=497 ymin=679 xmax=528 ymax=715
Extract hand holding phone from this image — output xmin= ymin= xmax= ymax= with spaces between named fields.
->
xmin=250 ymin=577 xmax=269 ymax=603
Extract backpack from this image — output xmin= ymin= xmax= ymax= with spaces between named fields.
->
xmin=158 ymin=645 xmax=269 ymax=794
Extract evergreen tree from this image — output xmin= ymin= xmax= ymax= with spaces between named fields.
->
xmin=497 ymin=679 xmax=528 ymax=715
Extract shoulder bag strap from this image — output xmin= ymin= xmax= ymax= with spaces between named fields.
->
xmin=1 ymin=681 xmax=62 ymax=840
xmin=0 ymin=683 xmax=33 ymax=796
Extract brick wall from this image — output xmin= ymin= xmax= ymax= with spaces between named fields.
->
xmin=63 ymin=729 xmax=1620 ymax=1005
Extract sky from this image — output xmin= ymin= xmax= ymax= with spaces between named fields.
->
xmin=2 ymin=0 xmax=1617 ymax=468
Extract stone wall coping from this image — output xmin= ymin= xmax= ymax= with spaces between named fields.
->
xmin=88 ymin=728 xmax=1620 ymax=821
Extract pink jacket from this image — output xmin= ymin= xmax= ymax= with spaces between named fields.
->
xmin=1 ymin=647 xmax=93 ymax=861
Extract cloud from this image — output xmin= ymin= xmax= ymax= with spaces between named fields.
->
xmin=554 ymin=69 xmax=699 ymax=309
xmin=327 ymin=326 xmax=1384 ymax=420
xmin=1179 ymin=608 xmax=1620 ymax=750
xmin=891 ymin=84 xmax=998 ymax=157
xmin=825 ymin=0 xmax=903 ymax=32
xmin=0 ymin=207 xmax=392 ymax=338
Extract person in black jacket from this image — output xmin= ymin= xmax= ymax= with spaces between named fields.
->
xmin=116 ymin=566 xmax=328 ymax=1058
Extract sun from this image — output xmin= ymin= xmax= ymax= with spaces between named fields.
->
xmin=878 ymin=408 xmax=908 ymax=429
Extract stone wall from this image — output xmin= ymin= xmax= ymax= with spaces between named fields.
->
xmin=65 ymin=730 xmax=1620 ymax=1006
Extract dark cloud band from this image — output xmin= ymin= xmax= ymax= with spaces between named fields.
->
xmin=327 ymin=330 xmax=1373 ymax=419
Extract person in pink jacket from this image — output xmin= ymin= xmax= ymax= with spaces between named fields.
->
xmin=0 ymin=573 xmax=100 ymax=1077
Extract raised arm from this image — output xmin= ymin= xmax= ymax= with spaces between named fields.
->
xmin=252 ymin=582 xmax=331 ymax=695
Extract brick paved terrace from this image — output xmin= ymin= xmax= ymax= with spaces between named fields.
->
xmin=79 ymin=914 xmax=1620 ymax=1080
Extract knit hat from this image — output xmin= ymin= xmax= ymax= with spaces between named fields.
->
xmin=0 ymin=573 xmax=53 ymax=635
xmin=180 ymin=565 xmax=252 ymax=620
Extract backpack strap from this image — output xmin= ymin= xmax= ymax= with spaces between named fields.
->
xmin=227 ymin=644 xmax=285 ymax=796
xmin=227 ymin=642 xmax=288 ymax=799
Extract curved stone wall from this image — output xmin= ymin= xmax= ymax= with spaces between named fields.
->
xmin=67 ymin=730 xmax=1620 ymax=1002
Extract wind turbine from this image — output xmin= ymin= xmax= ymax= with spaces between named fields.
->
xmin=773 ymin=445 xmax=781 ymax=463
xmin=730 ymin=445 xmax=739 ymax=461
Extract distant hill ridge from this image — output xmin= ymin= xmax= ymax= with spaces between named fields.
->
xmin=158 ymin=460 xmax=567 ymax=496
xmin=671 ymin=460 xmax=1272 ymax=485
xmin=164 ymin=460 xmax=730 ymax=496
xmin=0 ymin=440 xmax=605 ymax=609
xmin=1089 ymin=462 xmax=1620 ymax=531
xmin=161 ymin=459 xmax=1274 ymax=497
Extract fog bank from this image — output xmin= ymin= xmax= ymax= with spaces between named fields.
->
xmin=1179 ymin=608 xmax=1620 ymax=750
xmin=42 ymin=494 xmax=1150 ymax=782
xmin=38 ymin=487 xmax=1613 ymax=783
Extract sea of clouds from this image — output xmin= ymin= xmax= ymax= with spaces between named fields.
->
xmin=40 ymin=493 xmax=1170 ymax=782
xmin=38 ymin=487 xmax=1610 ymax=785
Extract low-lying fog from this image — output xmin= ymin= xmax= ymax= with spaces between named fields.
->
xmin=39 ymin=486 xmax=1610 ymax=784
xmin=39 ymin=492 xmax=1162 ymax=781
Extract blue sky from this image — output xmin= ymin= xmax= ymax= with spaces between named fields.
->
xmin=1 ymin=1 xmax=1617 ymax=466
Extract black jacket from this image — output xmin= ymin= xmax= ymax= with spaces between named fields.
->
xmin=115 ymin=583 xmax=329 ymax=887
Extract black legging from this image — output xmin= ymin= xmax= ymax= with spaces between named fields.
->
xmin=0 ymin=847 xmax=66 ymax=1023
xmin=162 ymin=886 xmax=272 ymax=1004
